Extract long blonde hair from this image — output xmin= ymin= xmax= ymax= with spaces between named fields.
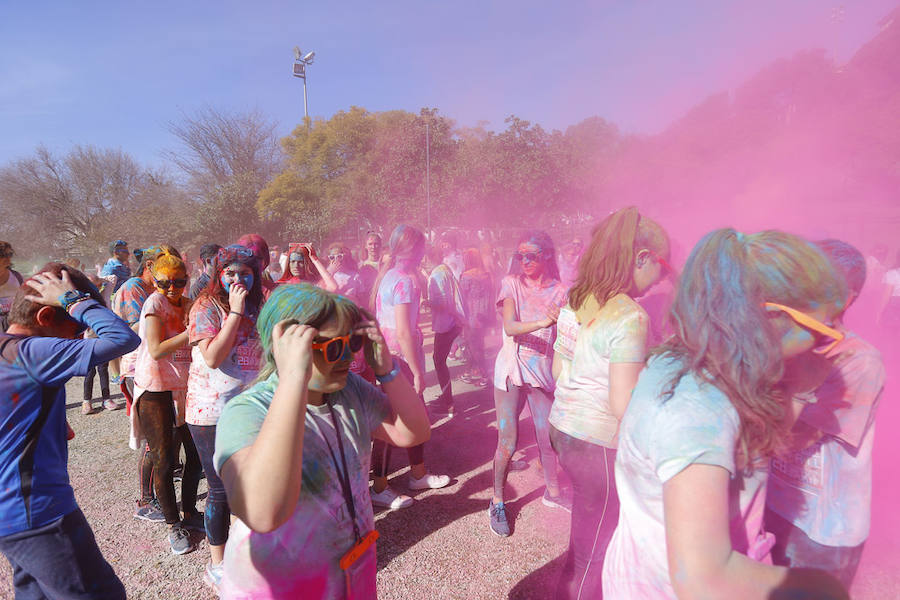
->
xmin=568 ymin=207 xmax=669 ymax=311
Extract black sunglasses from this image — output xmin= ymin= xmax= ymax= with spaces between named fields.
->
xmin=513 ymin=252 xmax=542 ymax=263
xmin=154 ymin=278 xmax=188 ymax=290
xmin=328 ymin=253 xmax=345 ymax=261
xmin=312 ymin=334 xmax=365 ymax=363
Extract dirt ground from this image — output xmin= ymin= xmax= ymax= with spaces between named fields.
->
xmin=2 ymin=319 xmax=898 ymax=599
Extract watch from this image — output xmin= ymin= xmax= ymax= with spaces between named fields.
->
xmin=59 ymin=290 xmax=92 ymax=312
xmin=375 ymin=359 xmax=401 ymax=385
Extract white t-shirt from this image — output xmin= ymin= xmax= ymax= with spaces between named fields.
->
xmin=883 ymin=268 xmax=900 ymax=296
xmin=603 ymin=355 xmax=771 ymax=599
xmin=0 ymin=271 xmax=21 ymax=316
xmin=375 ymin=268 xmax=423 ymax=364
xmin=333 ymin=270 xmax=364 ymax=304
xmin=550 ymin=294 xmax=649 ymax=448
xmin=186 ymin=297 xmax=262 ymax=427
xmin=767 ymin=335 xmax=884 ymax=547
xmin=492 ymin=275 xmax=567 ymax=392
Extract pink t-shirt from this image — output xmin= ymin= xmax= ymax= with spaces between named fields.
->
xmin=134 ymin=293 xmax=191 ymax=391
xmin=186 ymin=297 xmax=262 ymax=426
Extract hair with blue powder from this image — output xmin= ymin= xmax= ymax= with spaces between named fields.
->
xmin=655 ymin=228 xmax=846 ymax=469
xmin=255 ymin=283 xmax=364 ymax=382
xmin=815 ymin=239 xmax=865 ymax=298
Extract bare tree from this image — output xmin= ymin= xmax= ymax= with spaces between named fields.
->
xmin=166 ymin=107 xmax=282 ymax=242
xmin=0 ymin=145 xmax=190 ymax=261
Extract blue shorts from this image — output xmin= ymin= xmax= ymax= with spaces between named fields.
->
xmin=0 ymin=508 xmax=125 ymax=600
xmin=765 ymin=507 xmax=864 ymax=589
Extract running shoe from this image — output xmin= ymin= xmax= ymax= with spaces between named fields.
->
xmin=370 ymin=486 xmax=414 ymax=509
xmin=81 ymin=401 xmax=95 ymax=415
xmin=542 ymin=490 xmax=573 ymax=513
xmin=204 ymin=561 xmax=224 ymax=592
xmin=103 ymin=398 xmax=123 ymax=411
xmin=408 ymin=472 xmax=451 ymax=490
xmin=134 ymin=499 xmax=166 ymax=523
xmin=181 ymin=512 xmax=205 ymax=533
xmin=168 ymin=524 xmax=196 ymax=555
xmin=428 ymin=398 xmax=454 ymax=416
xmin=488 ymin=501 xmax=510 ymax=537
xmin=458 ymin=372 xmax=476 ymax=384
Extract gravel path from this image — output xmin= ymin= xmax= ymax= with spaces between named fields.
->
xmin=2 ymin=321 xmax=897 ymax=599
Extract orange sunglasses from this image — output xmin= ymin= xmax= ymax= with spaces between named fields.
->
xmin=764 ymin=302 xmax=844 ymax=355
xmin=311 ymin=333 xmax=365 ymax=363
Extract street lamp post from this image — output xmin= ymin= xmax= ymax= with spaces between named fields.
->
xmin=292 ymin=46 xmax=316 ymax=133
xmin=426 ymin=119 xmax=431 ymax=239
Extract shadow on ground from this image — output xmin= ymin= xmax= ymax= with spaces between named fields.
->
xmin=508 ymin=552 xmax=566 ymax=599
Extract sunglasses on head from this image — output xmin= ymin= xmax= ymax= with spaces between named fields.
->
xmin=218 ymin=246 xmax=255 ymax=263
xmin=764 ymin=302 xmax=844 ymax=354
xmin=311 ymin=333 xmax=365 ymax=363
xmin=154 ymin=278 xmax=188 ymax=290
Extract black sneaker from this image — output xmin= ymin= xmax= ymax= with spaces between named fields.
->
xmin=181 ymin=512 xmax=205 ymax=533
xmin=488 ymin=501 xmax=510 ymax=537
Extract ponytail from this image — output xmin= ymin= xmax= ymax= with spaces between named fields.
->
xmin=657 ymin=228 xmax=845 ymax=469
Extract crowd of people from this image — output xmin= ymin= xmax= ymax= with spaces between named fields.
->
xmin=0 ymin=209 xmax=894 ymax=599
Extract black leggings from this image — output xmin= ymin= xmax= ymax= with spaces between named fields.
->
xmin=136 ymin=391 xmax=201 ymax=524
xmin=371 ymin=357 xmax=425 ymax=478
xmin=432 ymin=326 xmax=461 ymax=403
xmin=550 ymin=426 xmax=619 ymax=600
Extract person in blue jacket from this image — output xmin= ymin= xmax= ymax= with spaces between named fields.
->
xmin=0 ymin=263 xmax=140 ymax=599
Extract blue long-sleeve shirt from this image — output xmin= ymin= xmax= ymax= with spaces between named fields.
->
xmin=0 ymin=300 xmax=139 ymax=535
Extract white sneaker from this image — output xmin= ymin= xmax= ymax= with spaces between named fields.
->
xmin=370 ymin=486 xmax=414 ymax=509
xmin=408 ymin=472 xmax=451 ymax=490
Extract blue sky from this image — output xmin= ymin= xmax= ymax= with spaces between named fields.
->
xmin=1 ymin=0 xmax=895 ymax=168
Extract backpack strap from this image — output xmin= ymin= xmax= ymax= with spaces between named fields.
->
xmin=11 ymin=270 xmax=23 ymax=285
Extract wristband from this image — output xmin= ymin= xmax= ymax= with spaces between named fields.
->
xmin=229 ymin=311 xmax=243 ymax=318
xmin=375 ymin=359 xmax=401 ymax=385
xmin=59 ymin=290 xmax=92 ymax=312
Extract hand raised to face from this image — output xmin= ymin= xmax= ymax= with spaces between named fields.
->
xmin=272 ymin=320 xmax=318 ymax=385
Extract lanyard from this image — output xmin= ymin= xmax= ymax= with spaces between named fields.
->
xmin=316 ymin=399 xmax=361 ymax=543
